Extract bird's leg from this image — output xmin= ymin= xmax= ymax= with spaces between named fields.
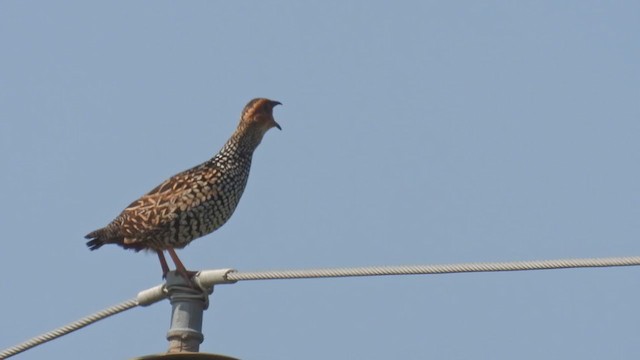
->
xmin=167 ymin=247 xmax=197 ymax=281
xmin=157 ymin=250 xmax=170 ymax=279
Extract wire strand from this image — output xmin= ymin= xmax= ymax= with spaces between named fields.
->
xmin=225 ymin=256 xmax=640 ymax=281
xmin=3 ymin=255 xmax=640 ymax=359
xmin=0 ymin=299 xmax=138 ymax=359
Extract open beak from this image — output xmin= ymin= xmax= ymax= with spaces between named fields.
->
xmin=272 ymin=100 xmax=282 ymax=130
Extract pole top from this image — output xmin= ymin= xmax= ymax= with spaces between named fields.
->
xmin=132 ymin=353 xmax=239 ymax=360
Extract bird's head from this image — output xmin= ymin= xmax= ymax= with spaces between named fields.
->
xmin=240 ymin=98 xmax=282 ymax=132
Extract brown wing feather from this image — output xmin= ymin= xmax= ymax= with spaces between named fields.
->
xmin=117 ymin=166 xmax=220 ymax=246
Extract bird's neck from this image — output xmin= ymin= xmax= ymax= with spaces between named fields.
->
xmin=221 ymin=124 xmax=266 ymax=157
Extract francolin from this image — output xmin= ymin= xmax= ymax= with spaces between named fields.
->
xmin=85 ymin=98 xmax=282 ymax=279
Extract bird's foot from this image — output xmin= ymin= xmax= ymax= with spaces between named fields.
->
xmin=162 ymin=269 xmax=199 ymax=290
xmin=173 ymin=268 xmax=199 ymax=289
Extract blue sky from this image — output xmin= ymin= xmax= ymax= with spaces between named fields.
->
xmin=1 ymin=1 xmax=639 ymax=359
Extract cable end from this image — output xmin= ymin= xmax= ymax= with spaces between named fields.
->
xmin=194 ymin=268 xmax=237 ymax=291
xmin=136 ymin=284 xmax=167 ymax=306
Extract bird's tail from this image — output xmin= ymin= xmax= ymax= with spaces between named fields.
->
xmin=85 ymin=227 xmax=116 ymax=250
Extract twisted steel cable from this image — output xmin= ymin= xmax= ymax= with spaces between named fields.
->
xmin=225 ymin=256 xmax=640 ymax=281
xmin=0 ymin=299 xmax=138 ymax=359
xmin=3 ymin=256 xmax=640 ymax=359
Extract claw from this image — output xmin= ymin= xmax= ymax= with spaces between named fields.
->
xmin=167 ymin=248 xmax=197 ymax=286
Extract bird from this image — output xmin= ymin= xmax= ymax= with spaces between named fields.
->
xmin=85 ymin=98 xmax=282 ymax=280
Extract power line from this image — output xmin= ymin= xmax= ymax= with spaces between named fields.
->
xmin=0 ymin=282 xmax=168 ymax=360
xmin=2 ymin=255 xmax=640 ymax=359
xmin=0 ymin=299 xmax=138 ymax=359
xmin=225 ymin=256 xmax=640 ymax=281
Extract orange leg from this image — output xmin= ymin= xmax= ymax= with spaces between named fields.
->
xmin=157 ymin=250 xmax=170 ymax=278
xmin=167 ymin=247 xmax=197 ymax=281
